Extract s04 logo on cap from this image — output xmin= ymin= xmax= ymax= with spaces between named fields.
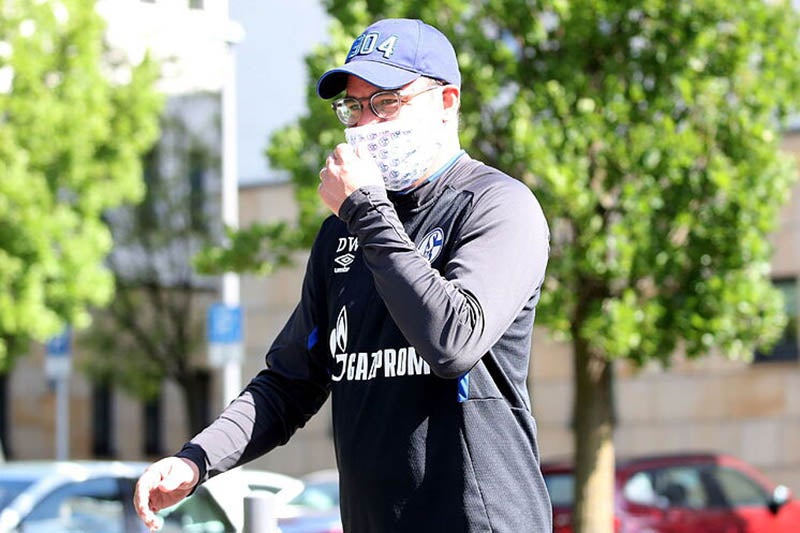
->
xmin=347 ymin=32 xmax=398 ymax=60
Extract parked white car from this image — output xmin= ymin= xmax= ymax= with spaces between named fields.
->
xmin=0 ymin=460 xmax=303 ymax=532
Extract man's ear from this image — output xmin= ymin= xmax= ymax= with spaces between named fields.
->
xmin=442 ymin=85 xmax=461 ymax=121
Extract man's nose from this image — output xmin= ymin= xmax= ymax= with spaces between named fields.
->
xmin=356 ymin=104 xmax=382 ymax=127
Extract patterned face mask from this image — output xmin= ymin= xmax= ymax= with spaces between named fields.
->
xmin=345 ymin=116 xmax=443 ymax=191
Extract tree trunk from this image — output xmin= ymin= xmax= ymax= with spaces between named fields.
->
xmin=572 ymin=338 xmax=615 ymax=533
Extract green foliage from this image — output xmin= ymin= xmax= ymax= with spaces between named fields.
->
xmin=509 ymin=0 xmax=799 ymax=365
xmin=0 ymin=0 xmax=163 ymax=368
xmin=264 ymin=0 xmax=800 ymax=366
xmin=194 ymin=222 xmax=297 ymax=276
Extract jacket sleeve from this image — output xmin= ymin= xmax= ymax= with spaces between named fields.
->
xmin=338 ymin=175 xmax=549 ymax=380
xmin=176 ymin=232 xmax=331 ymax=482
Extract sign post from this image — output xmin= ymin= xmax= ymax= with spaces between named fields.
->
xmin=219 ymin=21 xmax=244 ymax=407
xmin=207 ymin=303 xmax=243 ymax=404
xmin=45 ymin=329 xmax=71 ymax=460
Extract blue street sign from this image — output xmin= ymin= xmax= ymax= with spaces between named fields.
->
xmin=207 ymin=303 xmax=243 ymax=344
xmin=46 ymin=329 xmax=71 ymax=357
xmin=45 ymin=328 xmax=72 ymax=380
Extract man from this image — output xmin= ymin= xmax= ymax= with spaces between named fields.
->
xmin=135 ymin=18 xmax=551 ymax=532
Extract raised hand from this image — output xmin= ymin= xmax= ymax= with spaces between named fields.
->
xmin=318 ymin=142 xmax=383 ymax=216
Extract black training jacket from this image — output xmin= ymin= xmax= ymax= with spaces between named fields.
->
xmin=178 ymin=153 xmax=553 ymax=532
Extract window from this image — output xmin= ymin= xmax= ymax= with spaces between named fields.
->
xmin=286 ymin=480 xmax=340 ymax=511
xmin=138 ymin=147 xmax=160 ymax=233
xmin=158 ymin=486 xmax=235 ymax=532
xmin=754 ymin=278 xmax=798 ymax=363
xmin=188 ymin=147 xmax=208 ymax=232
xmin=0 ymin=374 xmax=10 ymax=459
xmin=0 ymin=479 xmax=33 ymax=510
xmin=190 ymin=370 xmax=212 ymax=430
xmin=22 ymin=477 xmax=125 ymax=533
xmin=712 ymin=466 xmax=769 ymax=508
xmin=143 ymin=393 xmax=163 ymax=456
xmin=542 ymin=473 xmax=574 ymax=507
xmin=92 ymin=383 xmax=114 ymax=458
xmin=651 ymin=466 xmax=709 ymax=509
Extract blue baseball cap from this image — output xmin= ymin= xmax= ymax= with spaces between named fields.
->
xmin=316 ymin=18 xmax=461 ymax=99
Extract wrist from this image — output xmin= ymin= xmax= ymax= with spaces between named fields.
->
xmin=174 ymin=442 xmax=207 ymax=487
xmin=339 ymin=185 xmax=388 ymax=224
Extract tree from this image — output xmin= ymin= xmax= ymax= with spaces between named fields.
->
xmin=0 ymin=0 xmax=162 ymax=368
xmin=212 ymin=2 xmax=800 ymax=531
xmin=81 ymin=95 xmax=221 ymax=439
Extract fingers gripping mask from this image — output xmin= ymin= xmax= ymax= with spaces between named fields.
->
xmin=345 ymin=117 xmax=443 ymax=191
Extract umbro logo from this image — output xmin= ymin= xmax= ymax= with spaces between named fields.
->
xmin=334 ymin=253 xmax=355 ymax=273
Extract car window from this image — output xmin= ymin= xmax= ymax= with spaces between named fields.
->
xmin=543 ymin=473 xmax=574 ymax=507
xmin=288 ymin=481 xmax=340 ymax=511
xmin=20 ymin=477 xmax=125 ymax=533
xmin=712 ymin=466 xmax=770 ymax=508
xmin=651 ymin=467 xmax=709 ymax=509
xmin=0 ymin=480 xmax=34 ymax=511
xmin=623 ymin=471 xmax=657 ymax=506
xmin=248 ymin=483 xmax=283 ymax=495
xmin=158 ymin=486 xmax=235 ymax=533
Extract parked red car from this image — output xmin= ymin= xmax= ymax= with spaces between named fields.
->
xmin=542 ymin=452 xmax=800 ymax=533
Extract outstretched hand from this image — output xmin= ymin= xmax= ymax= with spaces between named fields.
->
xmin=133 ymin=457 xmax=199 ymax=531
xmin=318 ymin=143 xmax=383 ymax=216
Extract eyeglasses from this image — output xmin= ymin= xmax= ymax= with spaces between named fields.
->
xmin=331 ymin=84 xmax=443 ymax=127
